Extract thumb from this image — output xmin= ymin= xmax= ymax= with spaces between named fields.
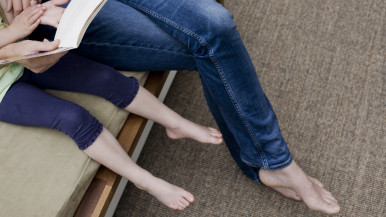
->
xmin=51 ymin=0 xmax=69 ymax=6
xmin=33 ymin=39 xmax=60 ymax=52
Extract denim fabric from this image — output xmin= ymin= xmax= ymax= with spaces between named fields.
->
xmin=0 ymin=53 xmax=139 ymax=150
xmin=42 ymin=0 xmax=293 ymax=182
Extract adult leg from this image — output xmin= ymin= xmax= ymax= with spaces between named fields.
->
xmin=75 ymin=0 xmax=198 ymax=71
xmin=106 ymin=0 xmax=338 ymax=213
xmin=50 ymin=0 xmax=289 ymax=175
xmin=116 ymin=0 xmax=291 ymax=170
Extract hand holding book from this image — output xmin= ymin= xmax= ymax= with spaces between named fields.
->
xmin=13 ymin=39 xmax=68 ymax=73
xmin=0 ymin=0 xmax=107 ymax=65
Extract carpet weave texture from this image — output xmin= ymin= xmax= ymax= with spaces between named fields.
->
xmin=114 ymin=0 xmax=385 ymax=216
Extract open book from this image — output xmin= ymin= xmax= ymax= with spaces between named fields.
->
xmin=0 ymin=0 xmax=107 ymax=65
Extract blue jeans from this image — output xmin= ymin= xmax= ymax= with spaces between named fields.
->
xmin=53 ymin=0 xmax=292 ymax=182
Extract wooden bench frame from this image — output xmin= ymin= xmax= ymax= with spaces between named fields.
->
xmin=75 ymin=1 xmax=224 ymax=216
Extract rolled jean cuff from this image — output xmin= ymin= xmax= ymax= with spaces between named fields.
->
xmin=266 ymin=154 xmax=293 ymax=171
xmin=115 ymin=77 xmax=139 ymax=109
xmin=254 ymin=155 xmax=293 ymax=184
xmin=254 ymin=176 xmax=262 ymax=184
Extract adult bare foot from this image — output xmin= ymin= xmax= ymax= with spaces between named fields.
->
xmin=269 ymin=176 xmax=323 ymax=201
xmin=166 ymin=119 xmax=223 ymax=145
xmin=137 ymin=175 xmax=195 ymax=210
xmin=259 ymin=161 xmax=340 ymax=214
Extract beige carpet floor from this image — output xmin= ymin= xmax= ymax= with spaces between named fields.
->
xmin=114 ymin=0 xmax=385 ymax=216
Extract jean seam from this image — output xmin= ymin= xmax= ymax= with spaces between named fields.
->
xmin=123 ymin=2 xmax=270 ymax=168
xmin=80 ymin=41 xmax=194 ymax=58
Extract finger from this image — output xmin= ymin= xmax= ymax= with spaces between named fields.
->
xmin=22 ymin=0 xmax=30 ymax=10
xmin=30 ymin=39 xmax=59 ymax=52
xmin=28 ymin=8 xmax=43 ymax=24
xmin=30 ymin=0 xmax=38 ymax=6
xmin=6 ymin=0 xmax=13 ymax=12
xmin=24 ymin=5 xmax=40 ymax=20
xmin=12 ymin=0 xmax=23 ymax=16
xmin=29 ymin=18 xmax=40 ymax=30
xmin=43 ymin=39 xmax=60 ymax=51
xmin=18 ymin=40 xmax=64 ymax=73
xmin=51 ymin=0 xmax=69 ymax=6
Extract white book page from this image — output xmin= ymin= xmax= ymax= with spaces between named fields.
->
xmin=54 ymin=0 xmax=105 ymax=48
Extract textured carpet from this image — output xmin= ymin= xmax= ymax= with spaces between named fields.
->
xmin=114 ymin=0 xmax=385 ymax=216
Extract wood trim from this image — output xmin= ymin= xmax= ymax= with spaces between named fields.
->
xmin=74 ymin=71 xmax=170 ymax=217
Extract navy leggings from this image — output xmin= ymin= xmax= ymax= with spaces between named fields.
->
xmin=0 ymin=53 xmax=139 ymax=150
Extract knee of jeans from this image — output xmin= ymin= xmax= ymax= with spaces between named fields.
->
xmin=209 ymin=8 xmax=235 ymax=33
xmin=190 ymin=4 xmax=237 ymax=55
xmin=197 ymin=3 xmax=236 ymax=37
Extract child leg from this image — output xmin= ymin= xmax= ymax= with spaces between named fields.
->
xmin=83 ymin=127 xmax=194 ymax=210
xmin=125 ymin=86 xmax=223 ymax=145
xmin=0 ymin=81 xmax=102 ymax=150
xmin=0 ymin=80 xmax=193 ymax=210
xmin=33 ymin=53 xmax=222 ymax=145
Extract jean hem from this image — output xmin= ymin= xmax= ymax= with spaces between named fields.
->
xmin=252 ymin=155 xmax=293 ymax=184
xmin=264 ymin=154 xmax=293 ymax=171
xmin=254 ymin=177 xmax=262 ymax=184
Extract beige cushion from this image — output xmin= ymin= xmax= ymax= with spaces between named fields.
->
xmin=0 ymin=71 xmax=149 ymax=217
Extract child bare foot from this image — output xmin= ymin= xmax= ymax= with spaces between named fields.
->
xmin=137 ymin=175 xmax=195 ymax=210
xmin=166 ymin=119 xmax=223 ymax=145
xmin=124 ymin=86 xmax=222 ymax=145
xmin=259 ymin=161 xmax=340 ymax=214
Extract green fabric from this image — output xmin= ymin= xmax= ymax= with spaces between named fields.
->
xmin=0 ymin=16 xmax=24 ymax=103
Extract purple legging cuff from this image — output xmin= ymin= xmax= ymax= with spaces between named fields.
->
xmin=113 ymin=76 xmax=139 ymax=109
xmin=77 ymin=121 xmax=104 ymax=150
